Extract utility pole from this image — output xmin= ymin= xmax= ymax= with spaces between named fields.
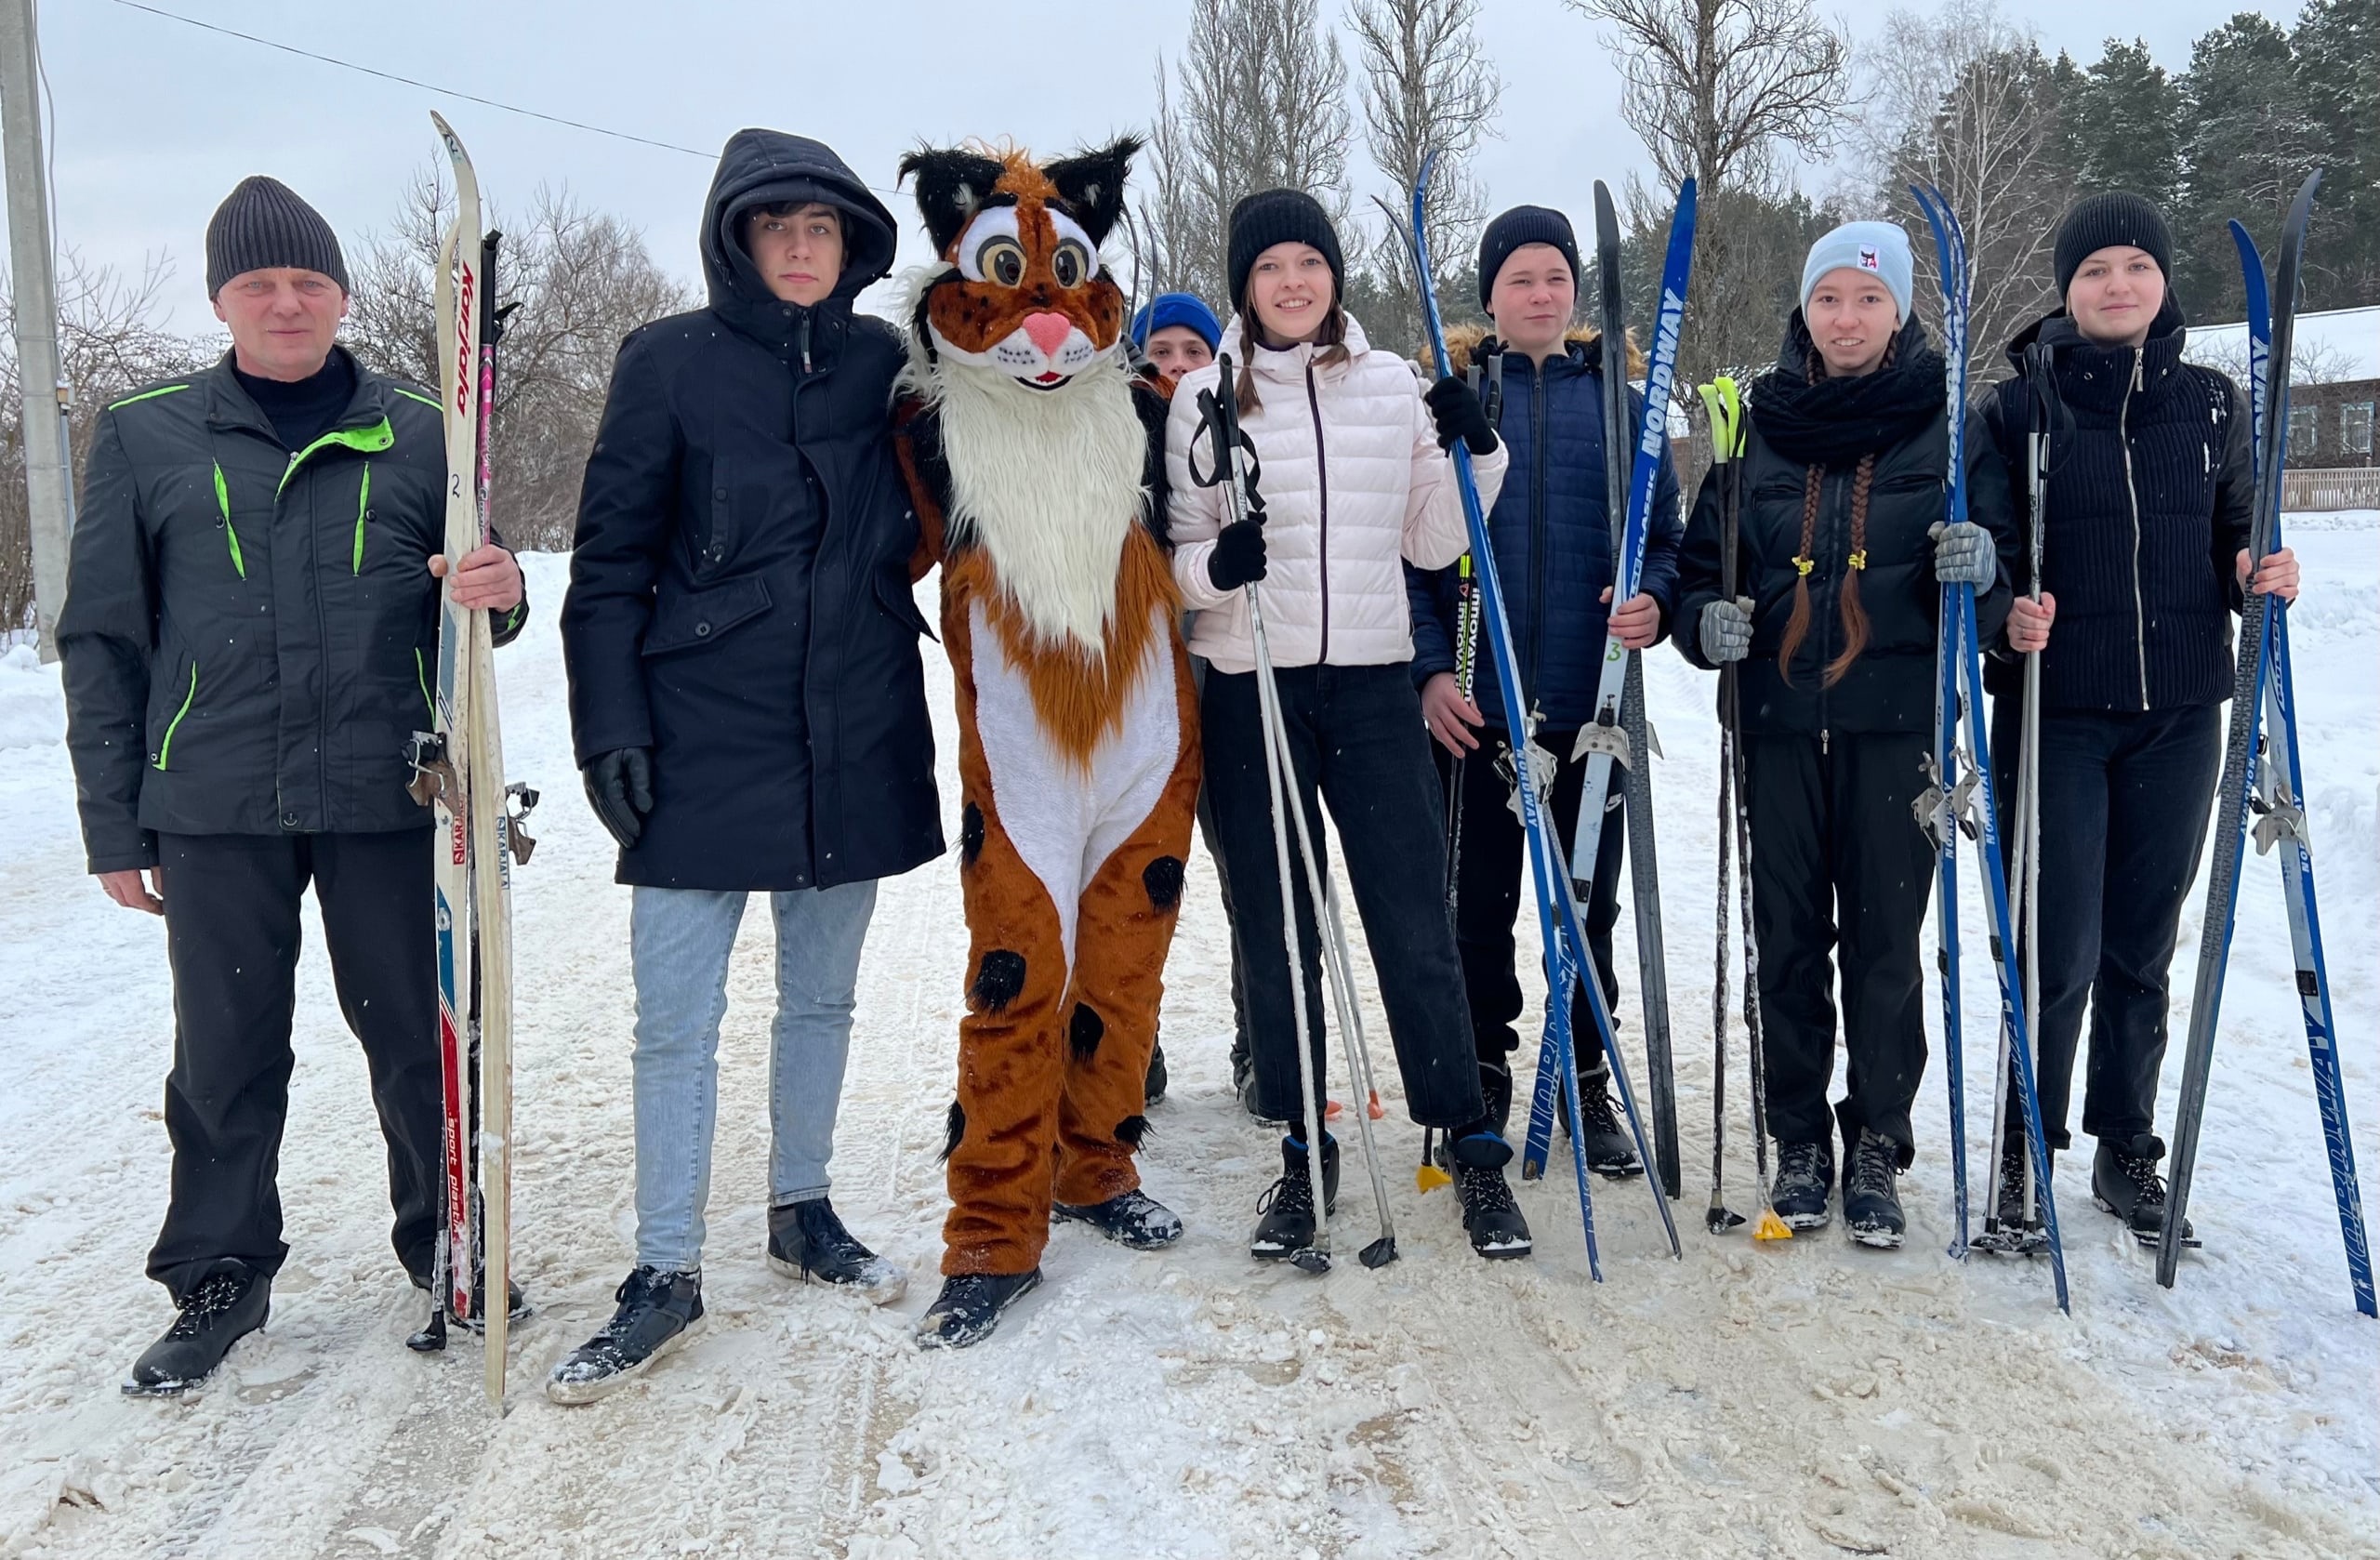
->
xmin=0 ymin=0 xmax=71 ymax=662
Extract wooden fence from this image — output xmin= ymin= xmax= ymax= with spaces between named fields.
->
xmin=2284 ymin=468 xmax=2380 ymax=511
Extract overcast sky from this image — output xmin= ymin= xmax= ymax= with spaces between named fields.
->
xmin=43 ymin=0 xmax=2300 ymax=334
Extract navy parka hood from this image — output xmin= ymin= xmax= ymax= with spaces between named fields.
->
xmin=700 ymin=130 xmax=897 ymax=344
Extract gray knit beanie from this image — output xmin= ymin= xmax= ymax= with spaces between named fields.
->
xmin=205 ymin=176 xmax=349 ymax=297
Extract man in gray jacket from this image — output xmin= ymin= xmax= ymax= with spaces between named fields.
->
xmin=60 ymin=175 xmax=525 ymax=1395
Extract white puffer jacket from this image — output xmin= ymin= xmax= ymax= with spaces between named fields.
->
xmin=1166 ymin=313 xmax=1506 ymax=672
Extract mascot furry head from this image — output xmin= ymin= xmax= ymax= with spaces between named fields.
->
xmin=894 ymin=137 xmax=1160 ymax=665
xmin=899 ymin=138 xmax=1139 ymax=390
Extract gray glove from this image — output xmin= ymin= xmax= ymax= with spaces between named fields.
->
xmin=1699 ymin=597 xmax=1754 ymax=665
xmin=1930 ymin=521 xmax=1996 ymax=588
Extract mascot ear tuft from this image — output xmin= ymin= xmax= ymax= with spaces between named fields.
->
xmin=1044 ymin=136 xmax=1142 ymax=249
xmin=899 ymin=147 xmax=1009 ymax=258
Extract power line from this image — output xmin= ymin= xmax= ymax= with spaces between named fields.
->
xmin=111 ymin=0 xmax=712 ymax=159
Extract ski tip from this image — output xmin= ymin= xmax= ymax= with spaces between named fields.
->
xmin=1359 ymin=1236 xmax=1400 ymax=1271
xmin=1324 ymin=1099 xmax=1346 ymax=1123
xmin=1752 ymin=1210 xmax=1794 ymax=1242
xmin=1366 ymin=1090 xmax=1386 ymax=1121
xmin=1706 ymin=1205 xmax=1747 ymax=1236
xmin=1416 ymin=1164 xmax=1452 ymax=1194
xmin=1290 ymin=1247 xmax=1333 ymax=1276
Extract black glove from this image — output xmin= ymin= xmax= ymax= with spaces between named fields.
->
xmin=1208 ymin=517 xmax=1269 ymax=591
xmin=1424 ymin=375 xmax=1498 ymax=456
xmin=582 ymin=747 xmax=654 ymax=850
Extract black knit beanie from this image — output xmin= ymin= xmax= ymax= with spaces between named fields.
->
xmin=2054 ymin=192 xmax=2172 ymax=300
xmin=1477 ymin=205 xmax=1582 ymax=310
xmin=206 ymin=176 xmax=349 ymax=297
xmin=1227 ymin=189 xmax=1344 ymax=311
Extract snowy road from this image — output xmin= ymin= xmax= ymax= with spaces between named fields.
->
xmin=3 ymin=532 xmax=2374 ymax=1558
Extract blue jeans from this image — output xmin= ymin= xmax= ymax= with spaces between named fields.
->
xmin=628 ymin=879 xmax=878 ymax=1271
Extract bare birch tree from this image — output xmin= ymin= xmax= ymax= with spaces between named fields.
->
xmin=1855 ymin=2 xmax=2073 ymax=392
xmin=1347 ymin=0 xmax=1501 ymax=349
xmin=1141 ymin=0 xmax=1355 ymax=312
xmin=344 ymin=168 xmax=694 ymax=550
xmin=0 ymin=255 xmax=205 ymax=629
xmin=1567 ymin=0 xmax=1853 ymax=390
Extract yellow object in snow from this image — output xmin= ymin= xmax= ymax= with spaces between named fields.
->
xmin=1417 ymin=1163 xmax=1452 ymax=1193
xmin=1753 ymin=1208 xmax=1794 ymax=1241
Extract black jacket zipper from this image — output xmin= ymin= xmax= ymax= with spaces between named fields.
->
xmin=1526 ymin=357 xmax=1549 ymax=697
xmin=1305 ymin=364 xmax=1330 ymax=663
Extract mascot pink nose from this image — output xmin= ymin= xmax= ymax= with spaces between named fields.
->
xmin=1021 ymin=311 xmax=1074 ymax=359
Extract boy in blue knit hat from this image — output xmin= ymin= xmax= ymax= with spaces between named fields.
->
xmin=1131 ymin=291 xmax=1222 ymax=381
xmin=1130 ymin=288 xmax=1247 ymax=1112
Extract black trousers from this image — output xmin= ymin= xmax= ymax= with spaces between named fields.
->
xmin=1202 ymin=663 xmax=1485 ymax=1130
xmin=1744 ymin=732 xmax=1935 ymax=1162
xmin=149 ymin=829 xmax=443 ymax=1302
xmin=1438 ymin=729 xmax=1624 ymax=1080
xmin=1990 ymin=699 xmax=2221 ymax=1152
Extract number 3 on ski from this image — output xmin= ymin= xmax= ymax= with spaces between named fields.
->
xmin=403 ymin=112 xmax=536 ymax=1403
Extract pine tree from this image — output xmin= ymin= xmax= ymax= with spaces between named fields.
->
xmin=2289 ymin=0 xmax=2379 ymax=310
xmin=2070 ymin=39 xmax=2183 ymax=202
xmin=2175 ymin=13 xmax=2324 ymax=322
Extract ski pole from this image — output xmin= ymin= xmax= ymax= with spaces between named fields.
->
xmin=1698 ymin=377 xmax=1778 ymax=1238
xmin=1421 ymin=549 xmax=1482 ymax=1192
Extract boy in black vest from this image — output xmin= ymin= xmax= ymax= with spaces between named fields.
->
xmin=1982 ymin=192 xmax=2297 ymax=1244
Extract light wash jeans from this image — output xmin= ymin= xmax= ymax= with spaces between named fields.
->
xmin=628 ymin=879 xmax=878 ymax=1271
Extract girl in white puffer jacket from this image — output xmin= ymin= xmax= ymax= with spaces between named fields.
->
xmin=1164 ymin=188 xmax=1518 ymax=1264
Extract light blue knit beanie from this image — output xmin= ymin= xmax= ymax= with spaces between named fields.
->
xmin=1800 ymin=221 xmax=1913 ymax=322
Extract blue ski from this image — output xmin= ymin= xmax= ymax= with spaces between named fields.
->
xmin=2177 ymin=209 xmax=2373 ymax=1315
xmin=1910 ymin=184 xmax=2069 ymax=1310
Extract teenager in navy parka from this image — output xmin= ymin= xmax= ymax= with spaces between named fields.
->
xmin=1406 ymin=205 xmax=1684 ymax=1223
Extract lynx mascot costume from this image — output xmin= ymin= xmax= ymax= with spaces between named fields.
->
xmin=892 ymin=138 xmax=1201 ymax=1349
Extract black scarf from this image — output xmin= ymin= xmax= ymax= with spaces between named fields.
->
xmin=1751 ymin=311 xmax=1946 ymax=469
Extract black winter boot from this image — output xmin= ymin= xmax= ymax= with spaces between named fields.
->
xmin=1561 ymin=1071 xmax=1644 ymax=1179
xmin=2094 ymin=1134 xmax=2195 ymax=1248
xmin=767 ymin=1196 xmax=906 ymax=1303
xmin=1843 ymin=1130 xmax=1906 ymax=1249
xmin=1230 ymin=1032 xmax=1264 ymax=1120
xmin=916 ymin=1269 xmax=1043 ymax=1350
xmin=545 ymin=1266 xmax=705 ymax=1406
xmin=124 ymin=1265 xmax=271 ymax=1397
xmin=1052 ymin=1188 xmax=1184 ymax=1249
xmin=1770 ymin=1140 xmax=1835 ymax=1231
xmin=407 ymin=1268 xmax=532 ymax=1325
xmin=1448 ymin=1130 xmax=1531 ymax=1260
xmin=1250 ymin=1135 xmax=1339 ymax=1262
xmin=1479 ymin=1060 xmax=1514 ymax=1138
xmin=1975 ymin=1130 xmax=2052 ymax=1255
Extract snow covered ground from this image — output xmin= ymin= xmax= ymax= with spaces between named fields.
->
xmin=2 ymin=527 xmax=2374 ymax=1559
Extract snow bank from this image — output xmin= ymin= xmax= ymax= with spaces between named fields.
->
xmin=0 ymin=644 xmax=63 ymax=751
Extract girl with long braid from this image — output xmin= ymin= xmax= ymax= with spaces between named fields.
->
xmin=1673 ymin=222 xmax=2016 ymax=1247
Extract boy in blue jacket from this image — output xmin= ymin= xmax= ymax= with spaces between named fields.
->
xmin=1407 ymin=206 xmax=1683 ymax=1230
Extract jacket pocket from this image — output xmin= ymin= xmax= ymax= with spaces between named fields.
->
xmin=151 ymin=658 xmax=200 ymax=771
xmin=698 ymin=460 xmax=739 ymax=578
xmin=643 ymin=574 xmax=774 ymax=656
xmin=874 ymin=571 xmax=936 ymax=641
